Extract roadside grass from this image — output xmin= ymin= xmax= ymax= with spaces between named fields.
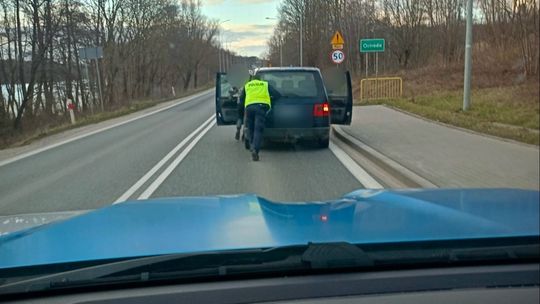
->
xmin=2 ymin=85 xmax=212 ymax=149
xmin=356 ymin=83 xmax=540 ymax=145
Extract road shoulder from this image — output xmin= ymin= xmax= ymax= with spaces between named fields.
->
xmin=340 ymin=105 xmax=539 ymax=189
xmin=0 ymin=89 xmax=213 ymax=164
xmin=384 ymin=104 xmax=539 ymax=149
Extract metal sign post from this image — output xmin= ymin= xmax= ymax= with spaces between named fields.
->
xmin=376 ymin=52 xmax=378 ymax=77
xmin=78 ymin=47 xmax=104 ymax=112
xmin=360 ymin=38 xmax=385 ymax=78
xmin=84 ymin=62 xmax=93 ymax=115
xmin=365 ymin=53 xmax=368 ymax=78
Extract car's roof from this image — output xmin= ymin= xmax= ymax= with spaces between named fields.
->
xmin=255 ymin=67 xmax=320 ymax=73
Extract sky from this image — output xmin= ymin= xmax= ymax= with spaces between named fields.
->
xmin=201 ymin=0 xmax=281 ymax=57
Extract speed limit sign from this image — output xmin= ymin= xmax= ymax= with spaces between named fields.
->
xmin=331 ymin=50 xmax=345 ymax=64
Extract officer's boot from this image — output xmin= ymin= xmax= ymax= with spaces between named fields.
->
xmin=251 ymin=150 xmax=259 ymax=161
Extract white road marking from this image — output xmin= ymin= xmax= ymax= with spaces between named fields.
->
xmin=0 ymin=89 xmax=213 ymax=168
xmin=329 ymin=141 xmax=384 ymax=189
xmin=137 ymin=119 xmax=217 ymax=200
xmin=113 ymin=115 xmax=216 ymax=204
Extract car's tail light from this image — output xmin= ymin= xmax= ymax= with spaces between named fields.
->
xmin=313 ymin=102 xmax=330 ymax=117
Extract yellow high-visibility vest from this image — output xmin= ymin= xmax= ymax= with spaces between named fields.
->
xmin=244 ymin=80 xmax=271 ymax=108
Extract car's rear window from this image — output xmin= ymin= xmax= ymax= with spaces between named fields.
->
xmin=258 ymin=71 xmax=322 ymax=98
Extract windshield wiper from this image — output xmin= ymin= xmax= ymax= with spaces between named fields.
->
xmin=1 ymin=239 xmax=538 ymax=296
xmin=0 ymin=242 xmax=372 ymax=295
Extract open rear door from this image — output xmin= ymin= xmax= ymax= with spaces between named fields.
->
xmin=323 ymin=70 xmax=353 ymax=125
xmin=215 ymin=72 xmax=239 ymax=125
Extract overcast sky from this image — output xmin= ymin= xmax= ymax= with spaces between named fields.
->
xmin=201 ymin=0 xmax=280 ymax=57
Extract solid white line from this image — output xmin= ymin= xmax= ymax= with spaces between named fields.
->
xmin=329 ymin=141 xmax=384 ymax=189
xmin=137 ymin=119 xmax=216 ymax=200
xmin=0 ymin=89 xmax=213 ymax=168
xmin=113 ymin=115 xmax=215 ymax=204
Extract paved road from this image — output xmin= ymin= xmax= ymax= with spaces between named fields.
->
xmin=0 ymin=92 xmax=363 ymax=216
xmin=341 ymin=105 xmax=539 ymax=189
xmin=152 ymin=126 xmax=361 ymax=202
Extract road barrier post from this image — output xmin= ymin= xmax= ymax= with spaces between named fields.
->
xmin=67 ymin=99 xmax=76 ymax=125
xmin=360 ymin=77 xmax=402 ymax=102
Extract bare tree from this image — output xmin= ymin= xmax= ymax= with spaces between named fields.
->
xmin=1 ymin=0 xmax=224 ymax=137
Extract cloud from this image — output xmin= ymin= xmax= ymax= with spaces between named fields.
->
xmin=236 ymin=0 xmax=276 ymax=3
xmin=204 ymin=0 xmax=275 ymax=6
xmin=229 ymin=38 xmax=267 ymax=49
xmin=219 ymin=22 xmax=275 ymax=55
xmin=222 ymin=23 xmax=274 ymax=34
xmin=204 ymin=0 xmax=273 ymax=5
xmin=203 ymin=0 xmax=225 ymax=5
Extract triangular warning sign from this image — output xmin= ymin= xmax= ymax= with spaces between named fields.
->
xmin=331 ymin=31 xmax=345 ymax=45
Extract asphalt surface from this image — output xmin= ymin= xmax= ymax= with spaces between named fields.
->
xmin=0 ymin=92 xmax=362 ymax=216
xmin=341 ymin=106 xmax=539 ymax=189
xmin=153 ymin=126 xmax=361 ymax=201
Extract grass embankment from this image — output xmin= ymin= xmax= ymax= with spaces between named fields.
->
xmin=2 ymin=85 xmax=212 ymax=149
xmin=356 ymin=81 xmax=539 ymax=146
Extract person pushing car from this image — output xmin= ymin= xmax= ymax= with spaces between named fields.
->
xmin=238 ymin=74 xmax=280 ymax=161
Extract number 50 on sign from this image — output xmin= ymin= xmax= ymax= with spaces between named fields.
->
xmin=331 ymin=50 xmax=345 ymax=64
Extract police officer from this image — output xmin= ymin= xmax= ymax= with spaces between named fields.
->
xmin=239 ymin=74 xmax=280 ymax=161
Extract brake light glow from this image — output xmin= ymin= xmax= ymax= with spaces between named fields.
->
xmin=313 ymin=102 xmax=330 ymax=117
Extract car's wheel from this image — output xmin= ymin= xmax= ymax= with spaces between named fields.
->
xmin=317 ymin=137 xmax=330 ymax=148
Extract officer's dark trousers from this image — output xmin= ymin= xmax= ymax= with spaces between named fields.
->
xmin=245 ymin=103 xmax=269 ymax=153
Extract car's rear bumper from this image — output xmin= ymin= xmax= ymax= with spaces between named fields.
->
xmin=263 ymin=127 xmax=329 ymax=142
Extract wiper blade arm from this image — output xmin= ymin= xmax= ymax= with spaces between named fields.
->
xmin=0 ymin=248 xmax=266 ymax=295
xmin=0 ymin=242 xmax=372 ymax=295
xmin=6 ymin=241 xmax=534 ymax=295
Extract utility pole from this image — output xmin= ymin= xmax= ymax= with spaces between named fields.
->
xmin=463 ymin=0 xmax=473 ymax=111
xmin=279 ymin=39 xmax=283 ymax=67
xmin=266 ymin=17 xmax=284 ymax=67
xmin=299 ymin=15 xmax=303 ymax=67
xmin=224 ymin=42 xmax=229 ymax=72
xmin=218 ymin=19 xmax=230 ymax=73
xmin=84 ymin=61 xmax=93 ymax=115
xmin=95 ymin=58 xmax=104 ymax=112
xmin=218 ymin=42 xmax=221 ymax=72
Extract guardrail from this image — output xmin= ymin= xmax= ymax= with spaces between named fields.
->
xmin=360 ymin=77 xmax=402 ymax=101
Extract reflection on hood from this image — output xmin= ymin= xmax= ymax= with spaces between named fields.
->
xmin=0 ymin=188 xmax=538 ymax=269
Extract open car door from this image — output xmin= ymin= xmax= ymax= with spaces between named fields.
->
xmin=215 ymin=72 xmax=239 ymax=125
xmin=323 ymin=70 xmax=353 ymax=125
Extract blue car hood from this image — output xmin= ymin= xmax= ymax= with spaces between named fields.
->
xmin=0 ymin=188 xmax=538 ymax=269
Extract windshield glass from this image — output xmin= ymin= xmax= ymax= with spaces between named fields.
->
xmin=259 ymin=71 xmax=321 ymax=97
xmin=0 ymin=0 xmax=538 ymax=296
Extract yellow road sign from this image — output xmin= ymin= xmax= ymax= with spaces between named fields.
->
xmin=331 ymin=31 xmax=345 ymax=45
xmin=332 ymin=44 xmax=344 ymax=50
